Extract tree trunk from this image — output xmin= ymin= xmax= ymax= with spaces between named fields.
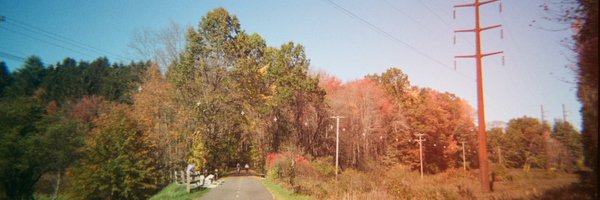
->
xmin=52 ymin=171 xmax=61 ymax=200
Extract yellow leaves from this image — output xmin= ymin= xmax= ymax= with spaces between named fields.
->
xmin=259 ymin=64 xmax=269 ymax=75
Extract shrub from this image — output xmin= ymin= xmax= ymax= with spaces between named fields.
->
xmin=384 ymin=165 xmax=461 ymax=200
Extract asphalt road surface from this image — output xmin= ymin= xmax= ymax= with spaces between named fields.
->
xmin=200 ymin=176 xmax=273 ymax=200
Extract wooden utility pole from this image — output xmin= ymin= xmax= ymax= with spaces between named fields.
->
xmin=497 ymin=146 xmax=502 ymax=166
xmin=331 ymin=116 xmax=344 ymax=179
xmin=414 ymin=133 xmax=426 ymax=179
xmin=541 ymin=105 xmax=547 ymax=124
xmin=462 ymin=141 xmax=467 ymax=171
xmin=562 ymin=104 xmax=569 ymax=145
xmin=454 ymin=0 xmax=503 ymax=193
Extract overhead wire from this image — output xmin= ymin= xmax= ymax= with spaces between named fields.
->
xmin=6 ymin=18 xmax=130 ymax=61
xmin=322 ymin=0 xmax=474 ymax=80
xmin=416 ymin=0 xmax=475 ymax=47
xmin=381 ymin=0 xmax=473 ymax=49
xmin=0 ymin=50 xmax=27 ymax=63
xmin=1 ymin=16 xmax=131 ymax=62
xmin=0 ymin=26 xmax=97 ymax=59
xmin=498 ymin=10 xmax=558 ymax=112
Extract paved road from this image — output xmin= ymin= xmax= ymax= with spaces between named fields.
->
xmin=200 ymin=176 xmax=273 ymax=200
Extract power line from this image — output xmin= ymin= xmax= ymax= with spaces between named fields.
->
xmin=415 ymin=0 xmax=475 ymax=47
xmin=381 ymin=0 xmax=475 ymax=52
xmin=1 ymin=16 xmax=131 ymax=62
xmin=323 ymin=0 xmax=473 ymax=80
xmin=0 ymin=51 xmax=26 ymax=62
xmin=6 ymin=17 xmax=130 ymax=61
xmin=0 ymin=26 xmax=96 ymax=59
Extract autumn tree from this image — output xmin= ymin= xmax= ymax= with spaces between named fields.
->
xmin=263 ymin=42 xmax=328 ymax=157
xmin=545 ymin=0 xmax=597 ymax=188
xmin=502 ymin=117 xmax=549 ymax=169
xmin=402 ymin=88 xmax=477 ymax=173
xmin=169 ymin=8 xmax=250 ymax=170
xmin=128 ymin=21 xmax=186 ymax=72
xmin=131 ymin=64 xmax=175 ymax=183
xmin=366 ymin=68 xmax=415 ymax=167
xmin=168 ymin=8 xmax=328 ymax=171
xmin=573 ymin=0 xmax=598 ymax=187
xmin=551 ymin=120 xmax=583 ymax=171
xmin=69 ymin=95 xmax=110 ymax=126
xmin=38 ymin=102 xmax=85 ymax=199
xmin=328 ymin=78 xmax=391 ymax=169
xmin=71 ymin=104 xmax=158 ymax=200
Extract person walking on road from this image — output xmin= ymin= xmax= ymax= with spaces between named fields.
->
xmin=244 ymin=163 xmax=249 ymax=175
xmin=236 ymin=163 xmax=241 ymax=176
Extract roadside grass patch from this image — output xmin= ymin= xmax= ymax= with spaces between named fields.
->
xmin=149 ymin=183 xmax=209 ymax=200
xmin=262 ymin=178 xmax=311 ymax=200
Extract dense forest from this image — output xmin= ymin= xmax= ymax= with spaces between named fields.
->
xmin=0 ymin=3 xmax=595 ymax=200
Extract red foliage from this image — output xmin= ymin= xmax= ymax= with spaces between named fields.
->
xmin=266 ymin=152 xmax=309 ymax=168
xmin=70 ymin=96 xmax=108 ymax=124
xmin=318 ymin=72 xmax=343 ymax=95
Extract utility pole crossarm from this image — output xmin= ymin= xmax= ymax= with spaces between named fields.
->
xmin=481 ymin=24 xmax=502 ymax=31
xmin=454 ymin=25 xmax=500 ymax=33
xmin=455 ymin=55 xmax=477 ymax=59
xmin=455 ymin=28 xmax=476 ymax=33
xmin=482 ymin=51 xmax=503 ymax=57
xmin=454 ymin=0 xmax=499 ymax=8
xmin=480 ymin=0 xmax=500 ymax=6
xmin=456 ymin=52 xmax=502 ymax=60
xmin=454 ymin=3 xmax=475 ymax=8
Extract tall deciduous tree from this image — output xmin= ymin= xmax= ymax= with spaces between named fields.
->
xmin=169 ymin=8 xmax=247 ymax=170
xmin=169 ymin=8 xmax=328 ymax=171
xmin=403 ymin=88 xmax=477 ymax=173
xmin=38 ymin=102 xmax=85 ymax=199
xmin=71 ymin=104 xmax=158 ymax=200
xmin=328 ymin=78 xmax=391 ymax=169
xmin=574 ymin=0 xmax=598 ymax=187
xmin=551 ymin=120 xmax=583 ymax=171
xmin=503 ymin=117 xmax=549 ymax=169
xmin=132 ymin=64 xmax=175 ymax=183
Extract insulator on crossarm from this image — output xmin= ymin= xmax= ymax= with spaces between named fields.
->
xmin=502 ymin=55 xmax=505 ymax=66
xmin=454 ymin=60 xmax=457 ymax=70
xmin=453 ymin=10 xmax=456 ymax=19
xmin=453 ymin=35 xmax=456 ymax=44
xmin=500 ymin=29 xmax=504 ymax=39
xmin=499 ymin=3 xmax=503 ymax=13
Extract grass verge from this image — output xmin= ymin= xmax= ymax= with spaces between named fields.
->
xmin=149 ymin=183 xmax=210 ymax=200
xmin=261 ymin=179 xmax=311 ymax=200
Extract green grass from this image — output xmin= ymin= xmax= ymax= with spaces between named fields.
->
xmin=149 ymin=183 xmax=210 ymax=200
xmin=261 ymin=179 xmax=311 ymax=200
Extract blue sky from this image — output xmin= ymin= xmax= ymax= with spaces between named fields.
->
xmin=0 ymin=0 xmax=581 ymax=130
